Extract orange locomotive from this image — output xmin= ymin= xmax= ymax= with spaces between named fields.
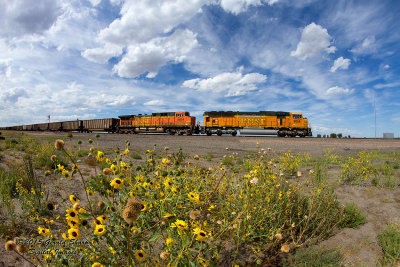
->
xmin=118 ymin=111 xmax=198 ymax=135
xmin=202 ymin=111 xmax=312 ymax=137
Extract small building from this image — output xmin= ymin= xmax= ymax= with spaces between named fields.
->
xmin=383 ymin=133 xmax=394 ymax=139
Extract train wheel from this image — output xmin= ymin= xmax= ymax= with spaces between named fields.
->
xmin=231 ymin=131 xmax=237 ymax=136
xmin=206 ymin=131 xmax=212 ymax=136
xmin=186 ymin=130 xmax=192 ymax=135
xmin=217 ymin=130 xmax=222 ymax=136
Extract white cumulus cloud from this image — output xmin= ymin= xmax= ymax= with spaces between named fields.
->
xmin=144 ymin=99 xmax=165 ymax=106
xmin=326 ymin=86 xmax=353 ymax=96
xmin=82 ymin=45 xmax=123 ymax=64
xmin=82 ymin=0 xmax=209 ymax=77
xmin=330 ymin=57 xmax=351 ymax=72
xmin=87 ymin=0 xmax=102 ymax=6
xmin=220 ymin=0 xmax=279 ymax=14
xmin=97 ymin=0 xmax=207 ymax=45
xmin=220 ymin=0 xmax=262 ymax=14
xmin=0 ymin=0 xmax=60 ymax=37
xmin=182 ymin=67 xmax=267 ymax=96
xmin=0 ymin=87 xmax=27 ymax=103
xmin=291 ymin=22 xmax=336 ymax=60
xmin=113 ymin=29 xmax=198 ymax=78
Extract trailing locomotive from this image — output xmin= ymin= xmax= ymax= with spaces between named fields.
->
xmin=202 ymin=111 xmax=312 ymax=137
xmin=1 ymin=110 xmax=312 ymax=137
xmin=118 ymin=111 xmax=198 ymax=135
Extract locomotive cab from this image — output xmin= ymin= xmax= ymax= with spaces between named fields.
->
xmin=174 ymin=111 xmax=197 ymax=134
xmin=287 ymin=112 xmax=312 ymax=137
xmin=175 ymin=111 xmax=194 ymax=125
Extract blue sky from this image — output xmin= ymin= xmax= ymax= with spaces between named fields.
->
xmin=0 ymin=0 xmax=399 ymax=137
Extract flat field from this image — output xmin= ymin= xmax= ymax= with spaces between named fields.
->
xmin=0 ymin=131 xmax=400 ymax=266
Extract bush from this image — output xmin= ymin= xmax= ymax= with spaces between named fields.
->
xmin=378 ymin=225 xmax=400 ymax=264
xmin=279 ymin=151 xmax=303 ymax=176
xmin=330 ymin=133 xmax=337 ymax=138
xmin=0 ymin=166 xmax=21 ymax=197
xmin=339 ymin=203 xmax=367 ymax=229
xmin=222 ymin=156 xmax=234 ymax=166
xmin=204 ymin=153 xmax=214 ymax=161
xmin=341 ymin=151 xmax=376 ymax=184
xmin=131 ymin=153 xmax=142 ymax=160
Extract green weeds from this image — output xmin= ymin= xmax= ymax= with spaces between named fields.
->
xmin=339 ymin=203 xmax=367 ymax=229
xmin=378 ymin=225 xmax=400 ymax=264
xmin=287 ymin=247 xmax=343 ymax=267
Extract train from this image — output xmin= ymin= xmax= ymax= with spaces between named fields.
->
xmin=0 ymin=110 xmax=312 ymax=137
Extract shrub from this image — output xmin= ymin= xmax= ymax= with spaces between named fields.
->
xmin=222 ymin=156 xmax=234 ymax=166
xmin=130 ymin=153 xmax=142 ymax=160
xmin=378 ymin=225 xmax=400 ymax=264
xmin=341 ymin=151 xmax=376 ymax=184
xmin=393 ymin=162 xmax=400 ymax=169
xmin=204 ymin=153 xmax=214 ymax=161
xmin=339 ymin=203 xmax=367 ymax=229
xmin=279 ymin=151 xmax=303 ymax=176
xmin=0 ymin=164 xmax=24 ymax=197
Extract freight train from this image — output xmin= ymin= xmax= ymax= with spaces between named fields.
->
xmin=0 ymin=110 xmax=312 ymax=137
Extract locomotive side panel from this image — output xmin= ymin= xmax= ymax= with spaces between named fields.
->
xmin=118 ymin=111 xmax=195 ymax=134
xmin=203 ymin=111 xmax=311 ymax=137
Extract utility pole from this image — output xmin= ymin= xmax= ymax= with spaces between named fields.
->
xmin=48 ymin=115 xmax=50 ymax=124
xmin=374 ymin=97 xmax=376 ymax=138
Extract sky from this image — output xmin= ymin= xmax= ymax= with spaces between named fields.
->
xmin=0 ymin=0 xmax=399 ymax=137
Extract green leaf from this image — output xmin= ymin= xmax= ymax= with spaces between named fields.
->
xmin=78 ymin=212 xmax=89 ymax=220
xmin=148 ymin=235 xmax=162 ymax=243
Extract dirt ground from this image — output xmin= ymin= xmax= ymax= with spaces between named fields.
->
xmin=1 ymin=132 xmax=400 ymax=266
xmin=25 ymin=131 xmax=400 ymax=157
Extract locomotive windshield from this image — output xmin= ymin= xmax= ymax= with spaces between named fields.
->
xmin=292 ymin=114 xmax=302 ymax=119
